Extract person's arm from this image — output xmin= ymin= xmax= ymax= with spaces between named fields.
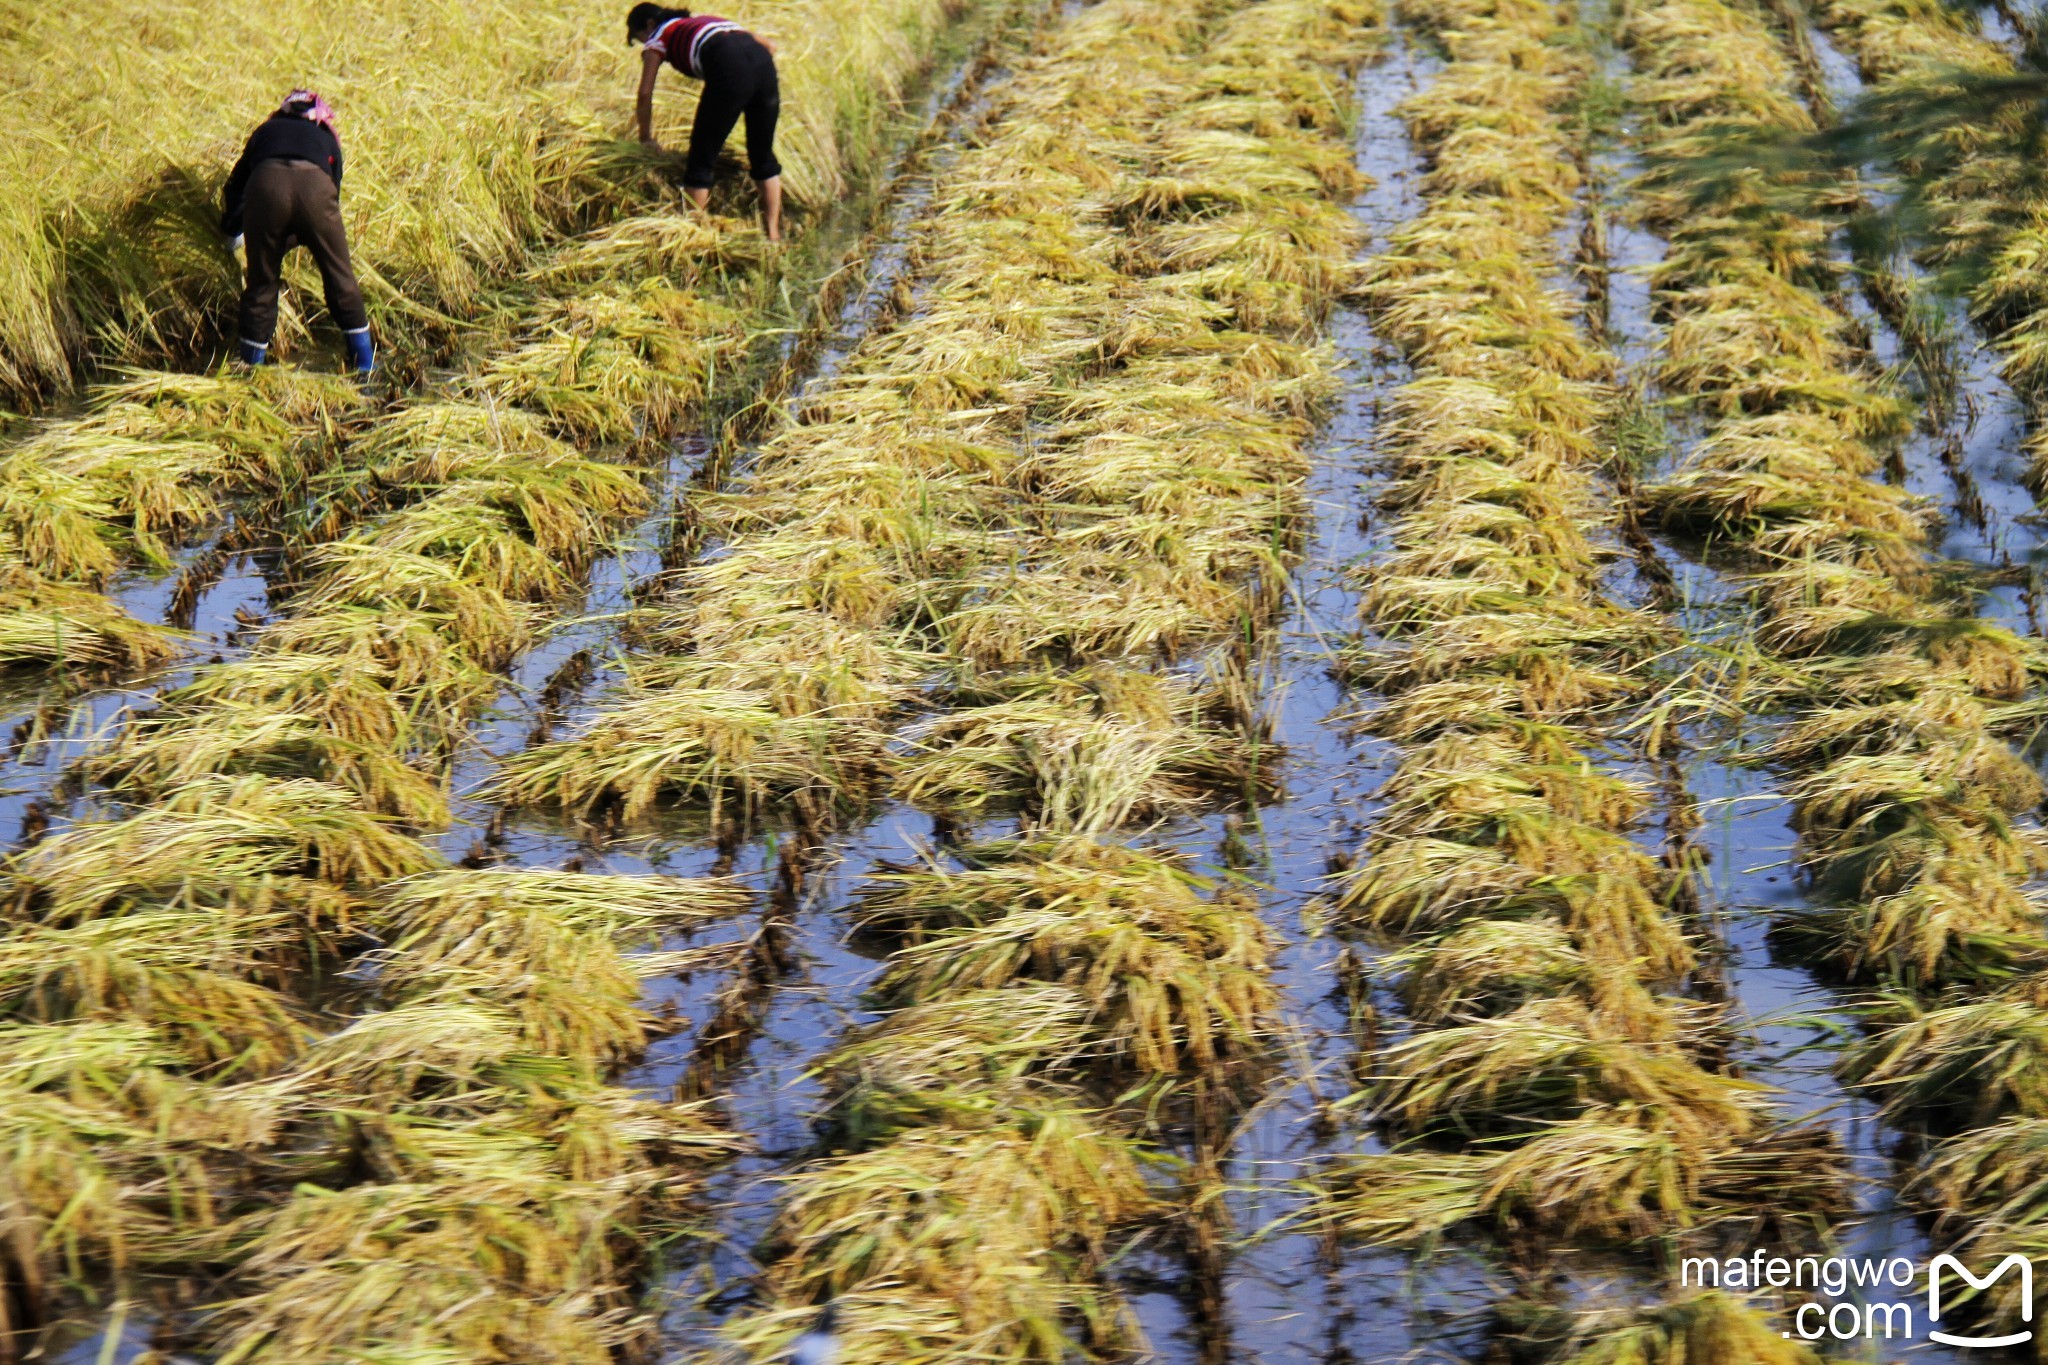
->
xmin=328 ymin=126 xmax=344 ymax=192
xmin=221 ymin=133 xmax=256 ymax=242
xmin=637 ymin=48 xmax=663 ymax=146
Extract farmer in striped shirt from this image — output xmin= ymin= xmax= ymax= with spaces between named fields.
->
xmin=627 ymin=4 xmax=783 ymax=242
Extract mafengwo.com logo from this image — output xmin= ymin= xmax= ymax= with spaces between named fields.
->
xmin=1681 ymin=1251 xmax=2034 ymax=1347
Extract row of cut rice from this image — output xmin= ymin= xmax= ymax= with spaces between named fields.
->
xmin=470 ymin=0 xmax=1379 ymax=1355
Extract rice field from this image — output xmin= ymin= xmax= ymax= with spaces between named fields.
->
xmin=4 ymin=0 xmax=2048 ymax=1358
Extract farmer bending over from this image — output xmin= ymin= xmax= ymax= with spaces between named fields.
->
xmin=221 ymin=90 xmax=374 ymax=373
xmin=627 ymin=3 xmax=784 ymax=242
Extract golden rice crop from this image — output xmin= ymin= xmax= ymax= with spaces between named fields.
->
xmin=0 ymin=0 xmax=1010 ymax=685
xmin=1544 ymin=1293 xmax=1831 ymax=1365
xmin=82 ymin=221 xmax=758 ymax=825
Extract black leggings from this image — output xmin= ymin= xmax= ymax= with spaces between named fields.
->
xmin=684 ymin=31 xmax=781 ymax=190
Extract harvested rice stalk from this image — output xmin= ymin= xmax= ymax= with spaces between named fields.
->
xmin=83 ymin=386 xmax=667 ymax=823
xmin=83 ymin=203 xmax=772 ymax=822
xmin=894 ymin=666 xmax=1278 ymax=833
xmin=474 ymin=284 xmax=745 ymax=443
xmin=0 ymin=561 xmax=179 ymax=673
xmin=1544 ymin=1292 xmax=1828 ymax=1365
xmin=1916 ymin=1114 xmax=2048 ymax=1341
xmin=0 ymin=367 xmax=364 ymax=585
xmin=1326 ymin=1120 xmax=1841 ymax=1247
xmin=367 ymin=868 xmax=753 ymax=1069
xmin=0 ymin=368 xmax=356 ymax=683
xmin=0 ymin=1019 xmax=301 ymax=1330
xmin=1796 ymin=0 xmax=2033 ymax=332
xmin=735 ymin=825 xmax=1284 ymax=1364
xmin=0 ymin=367 xmax=359 ymax=686
xmin=6 ymin=774 xmax=434 ymax=928
xmin=1801 ymin=0 xmax=2048 ymax=524
xmin=204 ymin=1055 xmax=744 ymax=1364
xmin=862 ymin=839 xmax=1278 ymax=1073
xmin=0 ymin=815 xmax=753 ymax=1357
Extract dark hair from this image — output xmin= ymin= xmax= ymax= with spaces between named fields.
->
xmin=627 ymin=4 xmax=688 ymax=42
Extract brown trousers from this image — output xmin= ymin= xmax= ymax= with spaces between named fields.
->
xmin=237 ymin=158 xmax=368 ymax=345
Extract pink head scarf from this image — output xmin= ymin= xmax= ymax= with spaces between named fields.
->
xmin=279 ymin=89 xmax=337 ymax=133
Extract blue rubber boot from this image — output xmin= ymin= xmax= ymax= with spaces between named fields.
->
xmin=343 ymin=326 xmax=375 ymax=375
xmin=237 ymin=338 xmax=268 ymax=366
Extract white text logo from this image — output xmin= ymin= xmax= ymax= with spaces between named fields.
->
xmin=1928 ymin=1254 xmax=2033 ymax=1350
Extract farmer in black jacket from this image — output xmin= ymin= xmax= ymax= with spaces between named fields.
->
xmin=221 ymin=90 xmax=374 ymax=372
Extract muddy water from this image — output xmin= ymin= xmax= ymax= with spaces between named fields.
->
xmin=1135 ymin=40 xmax=1510 ymax=1364
xmin=1900 ymin=328 xmax=2044 ymax=637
